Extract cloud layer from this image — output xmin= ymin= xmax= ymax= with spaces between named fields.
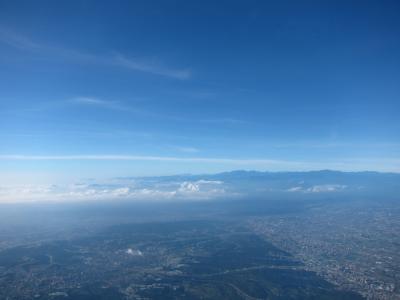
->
xmin=1 ymin=170 xmax=397 ymax=203
xmin=0 ymin=179 xmax=227 ymax=203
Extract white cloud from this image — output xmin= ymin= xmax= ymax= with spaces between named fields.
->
xmin=126 ymin=248 xmax=143 ymax=256
xmin=69 ymin=97 xmax=130 ymax=111
xmin=0 ymin=29 xmax=190 ymax=80
xmin=306 ymin=184 xmax=347 ymax=193
xmin=175 ymin=180 xmax=226 ymax=199
xmin=287 ymin=184 xmax=347 ymax=193
xmin=287 ymin=186 xmax=303 ymax=192
xmin=178 ymin=182 xmax=200 ymax=193
xmin=195 ymin=180 xmax=223 ymax=185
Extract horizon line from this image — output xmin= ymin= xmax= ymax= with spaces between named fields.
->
xmin=0 ymin=154 xmax=399 ymax=173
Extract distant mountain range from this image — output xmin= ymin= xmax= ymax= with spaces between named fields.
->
xmin=137 ymin=169 xmax=398 ymax=182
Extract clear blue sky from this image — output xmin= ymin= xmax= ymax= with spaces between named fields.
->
xmin=1 ymin=0 xmax=400 ymax=183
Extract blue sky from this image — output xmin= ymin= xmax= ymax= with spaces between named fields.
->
xmin=1 ymin=0 xmax=400 ymax=185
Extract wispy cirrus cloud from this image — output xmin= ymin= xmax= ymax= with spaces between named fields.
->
xmin=0 ymin=28 xmax=191 ymax=79
xmin=113 ymin=53 xmax=191 ymax=80
xmin=68 ymin=96 xmax=161 ymax=118
xmin=0 ymin=155 xmax=399 ymax=172
xmin=71 ymin=97 xmax=113 ymax=106
xmin=69 ymin=96 xmax=128 ymax=111
xmin=48 ymin=95 xmax=245 ymax=125
xmin=0 ymin=28 xmax=41 ymax=50
xmin=0 ymin=154 xmax=293 ymax=165
xmin=173 ymin=146 xmax=200 ymax=153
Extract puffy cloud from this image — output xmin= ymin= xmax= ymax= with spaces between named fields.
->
xmin=178 ymin=181 xmax=200 ymax=193
xmin=175 ymin=180 xmax=225 ymax=199
xmin=126 ymin=248 xmax=143 ymax=256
